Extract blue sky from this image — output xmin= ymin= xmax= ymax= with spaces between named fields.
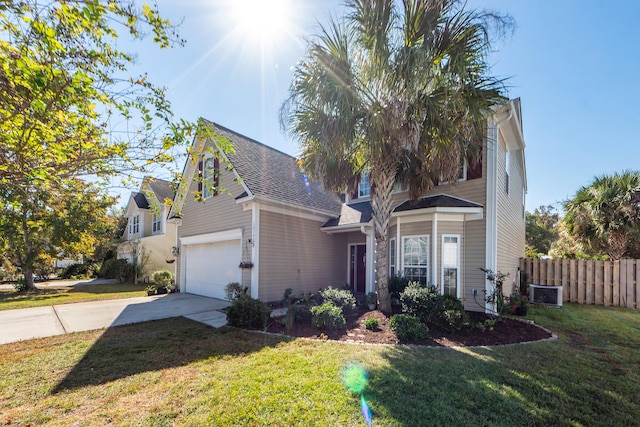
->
xmin=127 ymin=0 xmax=640 ymax=213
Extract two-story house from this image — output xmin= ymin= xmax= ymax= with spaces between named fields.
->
xmin=169 ymin=99 xmax=526 ymax=312
xmin=118 ymin=177 xmax=178 ymax=281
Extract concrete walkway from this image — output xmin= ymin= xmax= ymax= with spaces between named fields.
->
xmin=0 ymin=293 xmax=230 ymax=345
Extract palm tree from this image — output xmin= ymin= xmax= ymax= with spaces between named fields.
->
xmin=564 ymin=171 xmax=640 ymax=260
xmin=281 ymin=0 xmax=509 ymax=313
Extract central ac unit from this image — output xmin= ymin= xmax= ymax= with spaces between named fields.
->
xmin=529 ymin=285 xmax=563 ymax=307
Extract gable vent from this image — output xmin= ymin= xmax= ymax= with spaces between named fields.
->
xmin=529 ymin=285 xmax=563 ymax=307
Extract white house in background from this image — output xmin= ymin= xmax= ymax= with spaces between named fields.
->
xmin=169 ymin=99 xmax=526 ymax=312
xmin=117 ymin=177 xmax=177 ymax=281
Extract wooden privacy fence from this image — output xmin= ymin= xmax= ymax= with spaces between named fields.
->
xmin=519 ymin=258 xmax=638 ymax=309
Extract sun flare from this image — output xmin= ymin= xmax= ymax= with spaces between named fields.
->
xmin=227 ymin=0 xmax=293 ymax=44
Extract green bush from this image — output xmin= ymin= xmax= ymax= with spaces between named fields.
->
xmin=98 ymin=258 xmax=133 ymax=279
xmin=400 ymin=282 xmax=470 ymax=332
xmin=429 ymin=295 xmax=470 ymax=332
xmin=152 ymin=270 xmax=174 ymax=288
xmin=226 ymin=295 xmax=272 ymax=329
xmin=13 ymin=277 xmax=27 ymax=292
xmin=310 ymin=302 xmax=346 ymax=330
xmin=319 ymin=286 xmax=356 ymax=313
xmin=363 ymin=317 xmax=379 ymax=331
xmin=400 ymin=281 xmax=438 ymax=323
xmin=224 ymin=282 xmax=248 ymax=301
xmin=289 ymin=304 xmax=312 ymax=323
xmin=60 ymin=263 xmax=96 ymax=280
xmin=388 ymin=275 xmax=409 ymax=300
xmin=389 ymin=314 xmax=427 ymax=341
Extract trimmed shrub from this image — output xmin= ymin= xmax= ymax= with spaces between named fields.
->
xmin=98 ymin=258 xmax=130 ymax=279
xmin=363 ymin=317 xmax=379 ymax=331
xmin=390 ymin=314 xmax=427 ymax=341
xmin=226 ymin=295 xmax=272 ymax=329
xmin=311 ymin=302 xmax=346 ymax=330
xmin=225 ymin=282 xmax=248 ymax=301
xmin=152 ymin=270 xmax=174 ymax=288
xmin=400 ymin=282 xmax=470 ymax=332
xmin=319 ymin=286 xmax=356 ymax=313
xmin=429 ymin=295 xmax=470 ymax=333
xmin=283 ymin=304 xmax=312 ymax=330
xmin=289 ymin=304 xmax=312 ymax=323
xmin=400 ymin=281 xmax=438 ymax=323
xmin=388 ymin=275 xmax=409 ymax=300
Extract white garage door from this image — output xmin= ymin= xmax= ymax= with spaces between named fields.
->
xmin=184 ymin=239 xmax=241 ymax=299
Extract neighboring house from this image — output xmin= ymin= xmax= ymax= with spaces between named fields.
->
xmin=117 ymin=177 xmax=178 ymax=281
xmin=170 ymin=99 xmax=526 ymax=312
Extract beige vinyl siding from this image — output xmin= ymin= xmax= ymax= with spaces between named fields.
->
xmin=461 ymin=219 xmax=487 ymax=311
xmin=142 ymin=211 xmax=152 ymax=237
xmin=176 ymin=166 xmax=252 ymax=288
xmin=495 ymin=130 xmax=526 ymax=292
xmin=259 ymin=210 xmax=347 ymax=302
xmin=139 ymin=228 xmax=177 ymax=279
xmin=346 ymin=232 xmax=366 ymax=245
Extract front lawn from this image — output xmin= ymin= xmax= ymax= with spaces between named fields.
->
xmin=0 ymin=283 xmax=147 ymax=311
xmin=1 ymin=304 xmax=639 ymax=426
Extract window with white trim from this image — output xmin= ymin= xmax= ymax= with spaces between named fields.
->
xmin=442 ymin=235 xmax=460 ymax=297
xmin=358 ymin=172 xmax=370 ymax=198
xmin=402 ymin=235 xmax=429 ymax=284
xmin=389 ymin=237 xmax=396 ymax=278
xmin=152 ymin=212 xmax=161 ymax=233
xmin=202 ymin=157 xmax=218 ymax=199
xmin=129 ymin=214 xmax=139 ymax=236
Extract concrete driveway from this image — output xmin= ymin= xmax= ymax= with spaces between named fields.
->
xmin=0 ymin=293 xmax=230 ymax=345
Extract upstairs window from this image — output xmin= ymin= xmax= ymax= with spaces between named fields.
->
xmin=129 ymin=214 xmax=139 ymax=236
xmin=199 ymin=156 xmax=220 ymax=199
xmin=358 ymin=172 xmax=371 ymax=198
xmin=152 ymin=212 xmax=161 ymax=233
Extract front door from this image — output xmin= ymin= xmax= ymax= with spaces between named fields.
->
xmin=349 ymin=244 xmax=366 ymax=293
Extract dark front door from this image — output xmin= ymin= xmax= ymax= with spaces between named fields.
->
xmin=350 ymin=244 xmax=366 ymax=293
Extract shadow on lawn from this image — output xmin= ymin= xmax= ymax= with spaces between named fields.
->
xmin=52 ymin=317 xmax=287 ymax=394
xmin=364 ymin=325 xmax=637 ymax=426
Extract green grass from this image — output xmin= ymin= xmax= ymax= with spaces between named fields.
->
xmin=0 ymin=283 xmax=147 ymax=310
xmin=1 ymin=304 xmax=640 ymax=426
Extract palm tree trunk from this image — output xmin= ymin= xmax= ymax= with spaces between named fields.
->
xmin=371 ymin=160 xmax=396 ymax=314
xmin=607 ymin=229 xmax=627 ymax=260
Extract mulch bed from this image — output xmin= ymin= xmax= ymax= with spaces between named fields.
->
xmin=266 ymin=307 xmax=553 ymax=347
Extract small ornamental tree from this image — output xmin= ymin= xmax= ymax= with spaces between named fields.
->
xmin=0 ymin=1 xmax=193 ymax=289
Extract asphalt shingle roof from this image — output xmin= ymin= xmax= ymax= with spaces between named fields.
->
xmin=321 ymin=202 xmax=373 ymax=228
xmin=133 ymin=178 xmax=175 ymax=209
xmin=132 ymin=192 xmax=149 ymax=209
xmin=204 ymin=120 xmax=342 ymax=214
xmin=146 ymin=178 xmax=175 ymax=204
xmin=322 ymin=195 xmax=483 ymax=228
xmin=394 ymin=194 xmax=482 ymax=212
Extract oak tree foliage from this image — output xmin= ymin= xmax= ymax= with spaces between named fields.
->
xmin=0 ymin=0 xmax=192 ymax=288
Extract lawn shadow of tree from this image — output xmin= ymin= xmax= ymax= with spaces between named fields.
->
xmin=52 ymin=317 xmax=288 ymax=394
xmin=363 ymin=341 xmax=635 ymax=426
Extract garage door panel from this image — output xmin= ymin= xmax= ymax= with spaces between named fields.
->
xmin=184 ymin=239 xmax=241 ymax=299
